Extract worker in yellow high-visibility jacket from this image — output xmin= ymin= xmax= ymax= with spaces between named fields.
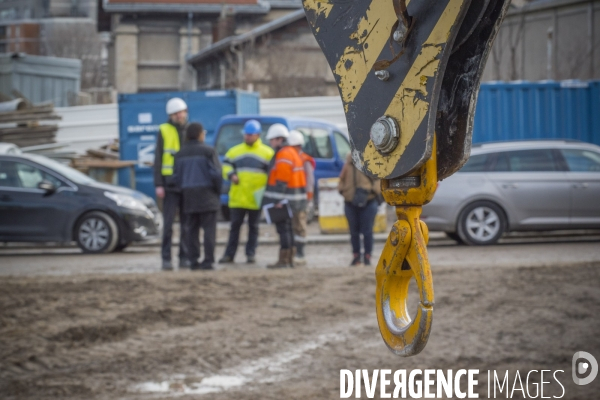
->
xmin=218 ymin=119 xmax=274 ymax=264
xmin=153 ymin=97 xmax=189 ymax=271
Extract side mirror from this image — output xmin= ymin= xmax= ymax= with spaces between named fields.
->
xmin=38 ymin=180 xmax=57 ymax=194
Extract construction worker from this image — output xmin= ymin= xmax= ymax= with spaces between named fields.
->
xmin=172 ymin=123 xmax=222 ymax=270
xmin=263 ymin=124 xmax=307 ymax=269
xmin=153 ymin=97 xmax=189 ymax=271
xmin=287 ymin=130 xmax=315 ymax=266
xmin=219 ymin=120 xmax=274 ymax=264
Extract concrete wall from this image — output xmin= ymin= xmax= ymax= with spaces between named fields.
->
xmin=111 ymin=17 xmax=201 ymax=93
xmin=483 ymin=0 xmax=600 ymax=81
xmin=114 ymin=23 xmax=138 ymax=93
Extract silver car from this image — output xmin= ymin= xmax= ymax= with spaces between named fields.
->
xmin=422 ymin=140 xmax=600 ymax=245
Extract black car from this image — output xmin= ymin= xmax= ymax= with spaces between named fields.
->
xmin=0 ymin=154 xmax=162 ymax=253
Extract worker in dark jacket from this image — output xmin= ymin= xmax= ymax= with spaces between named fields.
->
xmin=154 ymin=97 xmax=189 ymax=271
xmin=172 ymin=123 xmax=222 ymax=270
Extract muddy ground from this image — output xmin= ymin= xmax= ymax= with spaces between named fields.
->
xmin=1 ymin=243 xmax=600 ymax=399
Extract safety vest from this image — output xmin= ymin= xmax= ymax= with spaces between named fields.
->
xmin=263 ymin=146 xmax=307 ymax=212
xmin=299 ymin=151 xmax=316 ymax=169
xmin=222 ymin=139 xmax=275 ymax=210
xmin=299 ymin=151 xmax=315 ymax=199
xmin=160 ymin=123 xmax=180 ymax=176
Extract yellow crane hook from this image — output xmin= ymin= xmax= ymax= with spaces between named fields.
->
xmin=376 ymin=138 xmax=437 ymax=356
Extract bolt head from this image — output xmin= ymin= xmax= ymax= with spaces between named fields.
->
xmin=375 ymin=70 xmax=390 ymax=81
xmin=393 ymin=23 xmax=408 ymax=43
xmin=370 ymin=116 xmax=400 ymax=154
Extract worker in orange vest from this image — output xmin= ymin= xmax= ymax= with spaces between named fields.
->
xmin=287 ymin=129 xmax=315 ymax=266
xmin=262 ymin=124 xmax=307 ymax=269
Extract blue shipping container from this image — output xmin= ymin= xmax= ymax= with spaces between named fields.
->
xmin=473 ymin=80 xmax=600 ymax=145
xmin=118 ymin=90 xmax=259 ymax=198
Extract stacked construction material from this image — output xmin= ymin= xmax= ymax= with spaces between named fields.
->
xmin=0 ymin=98 xmax=61 ymax=148
xmin=71 ymin=139 xmax=121 ymax=168
xmin=71 ymin=139 xmax=137 ymax=187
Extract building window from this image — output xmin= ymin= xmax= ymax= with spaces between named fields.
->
xmin=0 ymin=9 xmax=17 ymax=20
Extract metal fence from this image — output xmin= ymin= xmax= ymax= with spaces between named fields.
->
xmin=0 ymin=54 xmax=81 ymax=107
xmin=54 ymin=80 xmax=600 ymax=154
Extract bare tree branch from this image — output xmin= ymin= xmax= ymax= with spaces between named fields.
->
xmin=43 ymin=22 xmax=104 ymax=90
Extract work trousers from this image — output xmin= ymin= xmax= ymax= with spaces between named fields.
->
xmin=186 ymin=211 xmax=217 ymax=265
xmin=344 ymin=199 xmax=378 ymax=256
xmin=223 ymin=208 xmax=261 ymax=258
xmin=161 ymin=189 xmax=187 ymax=262
xmin=275 ymin=217 xmax=294 ymax=250
xmin=292 ymin=209 xmax=307 ymax=245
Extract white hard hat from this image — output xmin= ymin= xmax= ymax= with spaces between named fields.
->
xmin=288 ymin=130 xmax=305 ymax=146
xmin=166 ymin=97 xmax=187 ymax=115
xmin=265 ymin=123 xmax=289 ymax=140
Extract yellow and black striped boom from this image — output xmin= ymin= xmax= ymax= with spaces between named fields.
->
xmin=302 ymin=0 xmax=509 ymax=356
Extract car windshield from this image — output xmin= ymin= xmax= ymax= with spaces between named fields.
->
xmin=215 ymin=123 xmax=274 ymax=156
xmin=26 ymin=154 xmax=95 ymax=185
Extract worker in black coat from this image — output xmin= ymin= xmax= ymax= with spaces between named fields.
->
xmin=172 ymin=123 xmax=222 ymax=270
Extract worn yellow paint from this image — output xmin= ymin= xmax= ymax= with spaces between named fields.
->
xmin=375 ymin=139 xmax=438 ymax=356
xmin=334 ymin=0 xmax=399 ymax=105
xmin=363 ymin=0 xmax=466 ymax=177
xmin=303 ymin=0 xmax=334 ymax=20
xmin=375 ymin=207 xmax=434 ymax=356
xmin=381 ymin=137 xmax=438 ymax=206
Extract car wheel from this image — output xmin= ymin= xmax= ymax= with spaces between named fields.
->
xmin=75 ymin=211 xmax=119 ymax=254
xmin=445 ymin=232 xmax=464 ymax=244
xmin=457 ymin=201 xmax=506 ymax=246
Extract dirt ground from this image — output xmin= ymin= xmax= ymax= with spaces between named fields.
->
xmin=1 ymin=249 xmax=600 ymax=399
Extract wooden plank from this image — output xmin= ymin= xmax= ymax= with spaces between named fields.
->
xmin=0 ymin=125 xmax=58 ymax=135
xmin=0 ymin=103 xmax=54 ymax=114
xmin=0 ymin=113 xmax=61 ymax=123
xmin=0 ymin=134 xmax=55 ymax=142
xmin=86 ymin=149 xmax=119 ymax=160
xmin=4 ymin=138 xmax=56 ymax=147
xmin=71 ymin=159 xmax=136 ymax=168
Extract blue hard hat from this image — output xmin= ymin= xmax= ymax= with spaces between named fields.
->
xmin=243 ymin=119 xmax=262 ymax=135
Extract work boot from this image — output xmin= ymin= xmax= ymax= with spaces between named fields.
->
xmin=267 ymin=249 xmax=292 ymax=269
xmin=161 ymin=260 xmax=173 ymax=271
xmin=246 ymin=255 xmax=256 ymax=264
xmin=179 ymin=259 xmax=192 ymax=269
xmin=200 ymin=262 xmax=215 ymax=270
xmin=363 ymin=254 xmax=372 ymax=266
xmin=192 ymin=261 xmax=214 ymax=271
xmin=219 ymin=255 xmax=234 ymax=264
xmin=349 ymin=253 xmax=362 ymax=267
xmin=288 ymin=248 xmax=296 ymax=268
xmin=293 ymin=244 xmax=307 ymax=266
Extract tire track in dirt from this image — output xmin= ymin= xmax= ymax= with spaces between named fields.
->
xmin=132 ymin=317 xmax=374 ymax=396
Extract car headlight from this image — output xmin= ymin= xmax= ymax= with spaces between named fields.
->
xmin=104 ymin=191 xmax=150 ymax=212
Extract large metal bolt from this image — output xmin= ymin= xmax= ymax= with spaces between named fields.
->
xmin=370 ymin=116 xmax=400 ymax=154
xmin=375 ymin=70 xmax=390 ymax=81
xmin=393 ymin=22 xmax=408 ymax=43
